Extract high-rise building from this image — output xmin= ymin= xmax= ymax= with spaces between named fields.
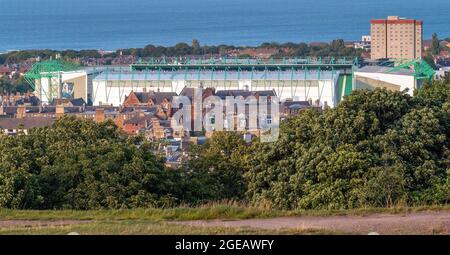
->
xmin=370 ymin=16 xmax=423 ymax=60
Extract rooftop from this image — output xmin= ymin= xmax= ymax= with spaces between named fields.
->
xmin=0 ymin=117 xmax=54 ymax=130
xmin=93 ymin=70 xmax=339 ymax=81
xmin=355 ymin=66 xmax=414 ymax=76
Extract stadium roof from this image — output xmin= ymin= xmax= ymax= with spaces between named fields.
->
xmin=93 ymin=70 xmax=340 ymax=81
xmin=356 ymin=66 xmax=414 ymax=76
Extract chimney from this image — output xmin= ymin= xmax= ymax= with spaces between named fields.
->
xmin=56 ymin=105 xmax=65 ymax=118
xmin=315 ymin=99 xmax=320 ymax=107
xmin=17 ymin=105 xmax=27 ymax=119
xmin=142 ymin=87 xmax=147 ymax=93
xmin=95 ymin=108 xmax=105 ymax=123
xmin=116 ymin=113 xmax=124 ymax=129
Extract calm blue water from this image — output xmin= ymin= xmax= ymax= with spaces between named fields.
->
xmin=0 ymin=0 xmax=449 ymax=52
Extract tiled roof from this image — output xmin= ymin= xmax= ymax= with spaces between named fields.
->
xmin=215 ymin=90 xmax=277 ymax=100
xmin=0 ymin=117 xmax=54 ymax=130
xmin=283 ymin=101 xmax=311 ymax=109
xmin=215 ymin=90 xmax=252 ymax=100
xmin=151 ymin=92 xmax=178 ymax=104
xmin=133 ymin=91 xmax=155 ymax=103
xmin=15 ymin=96 xmax=41 ymax=106
xmin=123 ymin=114 xmax=154 ymax=125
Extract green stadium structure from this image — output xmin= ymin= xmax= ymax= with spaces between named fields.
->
xmin=337 ymin=74 xmax=354 ymax=103
xmin=354 ymin=59 xmax=435 ymax=96
xmin=26 ymin=57 xmax=436 ymax=108
xmin=24 ymin=60 xmax=81 ymax=102
xmin=384 ymin=59 xmax=436 ymax=80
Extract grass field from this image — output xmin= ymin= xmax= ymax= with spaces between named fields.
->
xmin=0 ymin=203 xmax=448 ymax=235
xmin=0 ymin=220 xmax=342 ymax=235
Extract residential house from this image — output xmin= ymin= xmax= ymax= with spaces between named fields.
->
xmin=51 ymin=98 xmax=86 ymax=107
xmin=0 ymin=117 xmax=54 ymax=135
xmin=211 ymin=89 xmax=277 ymax=137
xmin=280 ymin=100 xmax=318 ymax=120
xmin=0 ymin=66 xmax=12 ymax=78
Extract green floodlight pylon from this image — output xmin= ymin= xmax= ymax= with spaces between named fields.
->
xmin=24 ymin=59 xmax=80 ymax=101
xmin=384 ymin=59 xmax=435 ymax=80
xmin=24 ymin=60 xmax=80 ymax=90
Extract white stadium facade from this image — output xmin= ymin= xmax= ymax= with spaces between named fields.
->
xmin=91 ymin=69 xmax=342 ymax=107
xmin=28 ymin=58 xmax=434 ymax=107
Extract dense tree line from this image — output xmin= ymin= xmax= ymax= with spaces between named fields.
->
xmin=117 ymin=39 xmax=362 ymax=59
xmin=273 ymin=39 xmax=363 ymax=58
xmin=0 ymin=75 xmax=31 ymax=94
xmin=183 ymin=76 xmax=450 ymax=209
xmin=178 ymin=132 xmax=250 ymax=203
xmin=0 ymin=50 xmax=102 ymax=65
xmin=0 ymin=117 xmax=181 ymax=209
xmin=0 ymin=39 xmax=363 ymax=65
xmin=0 ymin=76 xmax=448 ymax=210
xmin=245 ymin=81 xmax=449 ymax=209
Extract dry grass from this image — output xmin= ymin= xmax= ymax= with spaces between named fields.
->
xmin=0 ymin=202 xmax=448 ymax=221
xmin=0 ymin=202 xmax=448 ymax=235
xmin=0 ymin=220 xmax=341 ymax=235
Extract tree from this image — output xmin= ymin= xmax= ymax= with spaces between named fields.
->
xmin=245 ymin=85 xmax=449 ymax=210
xmin=180 ymin=132 xmax=250 ymax=203
xmin=173 ymin=43 xmax=192 ymax=56
xmin=330 ymin=39 xmax=345 ymax=52
xmin=293 ymin=43 xmax=309 ymax=57
xmin=192 ymin=39 xmax=201 ymax=55
xmin=0 ymin=116 xmax=182 ymax=209
xmin=423 ymin=52 xmax=437 ymax=70
xmin=431 ymin=33 xmax=440 ymax=55
xmin=0 ymin=77 xmax=13 ymax=94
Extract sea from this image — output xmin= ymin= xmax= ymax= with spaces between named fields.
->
xmin=0 ymin=0 xmax=449 ymax=52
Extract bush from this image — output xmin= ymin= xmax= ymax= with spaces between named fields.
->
xmin=245 ymin=78 xmax=450 ymax=210
xmin=0 ymin=116 xmax=181 ymax=209
xmin=0 ymin=76 xmax=449 ymax=211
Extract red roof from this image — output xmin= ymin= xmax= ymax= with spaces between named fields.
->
xmin=371 ymin=19 xmax=386 ymax=24
xmin=0 ymin=66 xmax=12 ymax=73
xmin=371 ymin=19 xmax=422 ymax=25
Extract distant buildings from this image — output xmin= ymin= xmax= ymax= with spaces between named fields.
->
xmin=0 ymin=87 xmax=318 ymax=168
xmin=1 ymin=92 xmax=40 ymax=106
xmin=0 ymin=87 xmax=319 ymax=137
xmin=370 ymin=16 xmax=423 ymax=60
xmin=0 ymin=66 xmax=13 ymax=78
xmin=354 ymin=36 xmax=371 ymax=50
xmin=0 ymin=117 xmax=54 ymax=135
xmin=435 ymin=50 xmax=450 ymax=67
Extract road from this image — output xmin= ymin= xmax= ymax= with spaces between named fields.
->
xmin=173 ymin=210 xmax=450 ymax=235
